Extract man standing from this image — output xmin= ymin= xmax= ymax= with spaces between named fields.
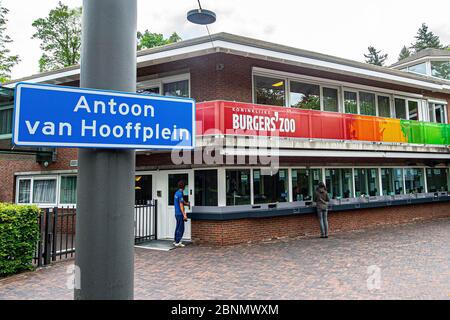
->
xmin=174 ymin=180 xmax=188 ymax=247
xmin=314 ymin=181 xmax=330 ymax=238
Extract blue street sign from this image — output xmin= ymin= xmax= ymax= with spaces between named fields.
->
xmin=13 ymin=83 xmax=196 ymax=150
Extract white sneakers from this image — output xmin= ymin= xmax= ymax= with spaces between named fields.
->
xmin=173 ymin=242 xmax=185 ymax=247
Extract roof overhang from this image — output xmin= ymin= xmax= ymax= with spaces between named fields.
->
xmin=5 ymin=33 xmax=450 ymax=94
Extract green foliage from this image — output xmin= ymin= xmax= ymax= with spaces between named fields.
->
xmin=0 ymin=1 xmax=19 ymax=83
xmin=0 ymin=203 xmax=40 ymax=276
xmin=137 ymin=30 xmax=181 ymax=50
xmin=32 ymin=1 xmax=82 ymax=72
xmin=410 ymin=23 xmax=444 ymax=53
xmin=398 ymin=46 xmax=411 ymax=62
xmin=364 ymin=46 xmax=388 ymax=66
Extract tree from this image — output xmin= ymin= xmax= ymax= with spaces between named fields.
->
xmin=137 ymin=30 xmax=181 ymax=50
xmin=364 ymin=46 xmax=388 ymax=66
xmin=0 ymin=2 xmax=19 ymax=83
xmin=32 ymin=1 xmax=82 ymax=72
xmin=410 ymin=23 xmax=444 ymax=53
xmin=398 ymin=46 xmax=411 ymax=61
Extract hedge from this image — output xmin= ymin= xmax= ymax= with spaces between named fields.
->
xmin=0 ymin=203 xmax=40 ymax=276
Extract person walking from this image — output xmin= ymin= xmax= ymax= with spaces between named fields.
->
xmin=174 ymin=180 xmax=188 ymax=247
xmin=314 ymin=181 xmax=330 ymax=238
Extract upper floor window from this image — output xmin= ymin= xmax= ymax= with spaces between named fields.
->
xmin=254 ymin=75 xmax=285 ymax=107
xmin=407 ymin=63 xmax=427 ymax=75
xmin=137 ymin=73 xmax=190 ymax=98
xmin=359 ymin=92 xmax=376 ymax=116
xmin=429 ymin=103 xmax=447 ymax=123
xmin=0 ymin=106 xmax=13 ymax=137
xmin=163 ymin=80 xmax=189 ymax=97
xmin=289 ymin=81 xmax=320 ymax=110
xmin=430 ymin=61 xmax=450 ymax=81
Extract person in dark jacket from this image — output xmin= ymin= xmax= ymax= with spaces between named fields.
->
xmin=314 ymin=181 xmax=330 ymax=238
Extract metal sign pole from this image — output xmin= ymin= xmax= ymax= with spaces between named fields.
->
xmin=75 ymin=0 xmax=137 ymax=300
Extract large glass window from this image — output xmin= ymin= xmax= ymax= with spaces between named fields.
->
xmin=168 ymin=173 xmax=189 ymax=206
xmin=292 ymin=169 xmax=322 ymax=201
xmin=344 ymin=91 xmax=358 ymax=114
xmin=377 ymin=96 xmax=391 ymax=118
xmin=254 ymin=75 xmax=286 ymax=107
xmin=325 ymin=168 xmax=353 ymax=199
xmin=381 ymin=168 xmax=404 ymax=195
xmin=354 ymin=168 xmax=379 ymax=197
xmin=394 ymin=98 xmax=407 ymax=119
xmin=253 ymin=169 xmax=288 ymax=204
xmin=404 ymin=168 xmax=425 ymax=194
xmin=18 ymin=179 xmax=31 ymax=204
xmin=322 ymin=87 xmax=339 ymax=112
xmin=408 ymin=100 xmax=419 ymax=120
xmin=163 ymin=80 xmax=189 ymax=97
xmin=431 ymin=61 xmax=450 ymax=80
xmin=194 ymin=170 xmax=218 ymax=206
xmin=408 ymin=63 xmax=427 ymax=75
xmin=33 ymin=179 xmax=57 ymax=204
xmin=289 ymin=81 xmax=320 ymax=110
xmin=426 ymin=168 xmax=449 ymax=192
xmin=60 ymin=176 xmax=77 ymax=204
xmin=0 ymin=107 xmax=13 ymax=135
xmin=226 ymin=169 xmax=251 ymax=206
xmin=135 ymin=175 xmax=152 ymax=203
xmin=359 ymin=92 xmax=376 ymax=116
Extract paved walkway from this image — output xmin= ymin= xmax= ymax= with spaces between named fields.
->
xmin=1 ymin=218 xmax=450 ymax=300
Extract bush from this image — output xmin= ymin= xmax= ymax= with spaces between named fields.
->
xmin=0 ymin=203 xmax=40 ymax=276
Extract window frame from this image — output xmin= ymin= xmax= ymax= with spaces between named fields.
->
xmin=136 ymin=73 xmax=191 ymax=98
xmin=59 ymin=174 xmax=78 ymax=206
xmin=0 ymin=104 xmax=13 ymax=139
xmin=428 ymin=101 xmax=448 ymax=124
xmin=393 ymin=96 xmax=421 ymax=120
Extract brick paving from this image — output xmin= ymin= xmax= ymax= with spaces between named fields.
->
xmin=1 ymin=218 xmax=450 ymax=300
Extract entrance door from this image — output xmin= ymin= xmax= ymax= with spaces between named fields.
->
xmin=155 ymin=170 xmax=193 ymax=240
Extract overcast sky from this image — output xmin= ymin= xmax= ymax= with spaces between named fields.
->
xmin=3 ymin=0 xmax=450 ymax=80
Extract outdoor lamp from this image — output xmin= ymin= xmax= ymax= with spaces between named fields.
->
xmin=187 ymin=0 xmax=216 ymax=25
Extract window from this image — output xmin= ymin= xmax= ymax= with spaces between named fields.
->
xmin=60 ymin=176 xmax=77 ymax=204
xmin=226 ymin=169 xmax=251 ymax=206
xmin=408 ymin=63 xmax=427 ymax=75
xmin=135 ymin=175 xmax=152 ymax=203
xmin=377 ymin=96 xmax=391 ymax=118
xmin=404 ymin=168 xmax=425 ymax=194
xmin=344 ymin=91 xmax=358 ymax=114
xmin=431 ymin=61 xmax=450 ymax=80
xmin=0 ymin=107 xmax=13 ymax=136
xmin=426 ymin=168 xmax=449 ymax=192
xmin=289 ymin=81 xmax=320 ymax=110
xmin=18 ymin=179 xmax=31 ymax=204
xmin=138 ymin=87 xmax=160 ymax=95
xmin=381 ymin=168 xmax=404 ymax=195
xmin=33 ymin=179 xmax=57 ymax=204
xmin=194 ymin=170 xmax=218 ymax=206
xmin=322 ymin=87 xmax=339 ymax=112
xmin=168 ymin=173 xmax=189 ymax=206
xmin=163 ymin=80 xmax=189 ymax=97
xmin=408 ymin=100 xmax=419 ymax=120
xmin=394 ymin=98 xmax=407 ymax=119
xmin=292 ymin=169 xmax=322 ymax=201
xmin=354 ymin=168 xmax=379 ymax=197
xmin=254 ymin=75 xmax=286 ymax=107
xmin=325 ymin=169 xmax=353 ymax=199
xmin=359 ymin=92 xmax=376 ymax=116
xmin=428 ymin=103 xmax=447 ymax=123
xmin=253 ymin=169 xmax=288 ymax=204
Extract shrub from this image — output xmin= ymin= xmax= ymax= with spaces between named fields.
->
xmin=0 ymin=203 xmax=40 ymax=276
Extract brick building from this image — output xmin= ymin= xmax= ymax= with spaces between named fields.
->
xmin=1 ymin=33 xmax=450 ymax=245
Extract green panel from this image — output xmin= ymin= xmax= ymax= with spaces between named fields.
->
xmin=402 ymin=120 xmax=449 ymax=146
xmin=400 ymin=120 xmax=412 ymax=143
xmin=409 ymin=121 xmax=425 ymax=144
xmin=423 ymin=122 xmax=446 ymax=145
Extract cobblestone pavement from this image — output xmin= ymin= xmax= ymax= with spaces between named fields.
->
xmin=1 ymin=218 xmax=450 ymax=300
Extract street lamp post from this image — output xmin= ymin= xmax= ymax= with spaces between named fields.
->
xmin=75 ymin=0 xmax=137 ymax=300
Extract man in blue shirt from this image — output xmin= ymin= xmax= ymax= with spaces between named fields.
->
xmin=174 ymin=180 xmax=188 ymax=247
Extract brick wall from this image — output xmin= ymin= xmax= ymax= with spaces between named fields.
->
xmin=191 ymin=202 xmax=450 ymax=246
xmin=0 ymin=148 xmax=78 ymax=203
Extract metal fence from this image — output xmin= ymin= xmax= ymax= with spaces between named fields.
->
xmin=33 ymin=200 xmax=157 ymax=267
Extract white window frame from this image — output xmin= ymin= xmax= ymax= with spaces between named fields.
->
xmin=16 ymin=177 xmax=33 ymax=204
xmin=427 ymin=101 xmax=448 ymax=124
xmin=136 ymin=73 xmax=191 ymax=98
xmin=59 ymin=174 xmax=78 ymax=206
xmin=393 ymin=96 xmax=421 ymax=120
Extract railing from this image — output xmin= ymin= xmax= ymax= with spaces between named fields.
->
xmin=196 ymin=101 xmax=450 ymax=146
xmin=33 ymin=200 xmax=157 ymax=267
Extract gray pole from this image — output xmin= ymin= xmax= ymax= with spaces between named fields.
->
xmin=75 ymin=0 xmax=137 ymax=300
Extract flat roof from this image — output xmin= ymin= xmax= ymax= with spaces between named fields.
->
xmin=391 ymin=48 xmax=450 ymax=68
xmin=5 ymin=32 xmax=450 ymax=93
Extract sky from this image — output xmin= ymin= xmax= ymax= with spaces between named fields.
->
xmin=3 ymin=0 xmax=450 ymax=80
